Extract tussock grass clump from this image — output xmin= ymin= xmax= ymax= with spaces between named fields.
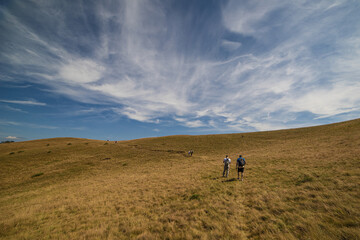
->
xmin=9 ymin=152 xmax=15 ymax=155
xmin=0 ymin=120 xmax=359 ymax=239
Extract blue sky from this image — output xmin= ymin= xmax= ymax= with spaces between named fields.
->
xmin=1 ymin=0 xmax=360 ymax=141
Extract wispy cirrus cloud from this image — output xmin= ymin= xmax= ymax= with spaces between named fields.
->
xmin=221 ymin=40 xmax=242 ymax=51
xmin=59 ymin=59 xmax=105 ymax=84
xmin=1 ymin=105 xmax=28 ymax=113
xmin=0 ymin=120 xmax=58 ymax=129
xmin=0 ymin=99 xmax=46 ymax=106
xmin=0 ymin=0 xmax=359 ymax=135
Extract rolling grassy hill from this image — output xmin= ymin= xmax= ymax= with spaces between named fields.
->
xmin=1 ymin=119 xmax=359 ymax=239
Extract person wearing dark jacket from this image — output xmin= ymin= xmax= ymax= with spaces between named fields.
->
xmin=236 ymin=155 xmax=246 ymax=181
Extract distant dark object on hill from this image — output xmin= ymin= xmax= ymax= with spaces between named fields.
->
xmin=1 ymin=141 xmax=15 ymax=144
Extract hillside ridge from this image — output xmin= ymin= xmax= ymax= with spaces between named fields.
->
xmin=6 ymin=117 xmax=360 ymax=144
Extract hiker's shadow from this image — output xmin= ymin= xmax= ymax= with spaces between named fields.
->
xmin=210 ymin=177 xmax=237 ymax=182
xmin=222 ymin=178 xmax=237 ymax=183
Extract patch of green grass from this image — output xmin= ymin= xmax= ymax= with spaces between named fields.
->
xmin=67 ymin=143 xmax=72 ymax=145
xmin=295 ymin=174 xmax=314 ymax=186
xmin=189 ymin=194 xmax=200 ymax=200
xmin=18 ymin=151 xmax=24 ymax=153
xmin=9 ymin=152 xmax=15 ymax=155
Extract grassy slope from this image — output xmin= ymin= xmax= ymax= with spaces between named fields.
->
xmin=0 ymin=119 xmax=359 ymax=239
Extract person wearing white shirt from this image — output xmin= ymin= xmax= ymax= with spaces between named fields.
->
xmin=223 ymin=155 xmax=231 ymax=177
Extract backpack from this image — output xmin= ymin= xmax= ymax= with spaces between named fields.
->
xmin=238 ymin=158 xmax=246 ymax=167
xmin=224 ymin=158 xmax=230 ymax=167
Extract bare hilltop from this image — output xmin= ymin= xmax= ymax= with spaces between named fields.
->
xmin=1 ymin=119 xmax=359 ymax=239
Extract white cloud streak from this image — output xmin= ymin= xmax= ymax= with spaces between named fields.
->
xmin=0 ymin=100 xmax=46 ymax=106
xmin=59 ymin=59 xmax=105 ymax=84
xmin=0 ymin=120 xmax=58 ymax=129
xmin=221 ymin=40 xmax=242 ymax=51
xmin=2 ymin=105 xmax=28 ymax=113
xmin=5 ymin=136 xmax=18 ymax=139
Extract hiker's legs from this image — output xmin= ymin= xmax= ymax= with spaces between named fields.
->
xmin=223 ymin=166 xmax=229 ymax=177
xmin=237 ymin=168 xmax=240 ymax=179
xmin=239 ymin=168 xmax=244 ymax=181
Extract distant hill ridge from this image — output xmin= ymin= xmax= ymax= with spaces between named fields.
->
xmin=9 ymin=117 xmax=360 ymax=144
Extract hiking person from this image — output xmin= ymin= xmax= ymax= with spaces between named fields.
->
xmin=188 ymin=150 xmax=194 ymax=156
xmin=236 ymin=155 xmax=246 ymax=181
xmin=223 ymin=155 xmax=231 ymax=177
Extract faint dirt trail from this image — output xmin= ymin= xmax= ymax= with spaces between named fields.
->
xmin=232 ymin=178 xmax=250 ymax=239
xmin=197 ymin=154 xmax=251 ymax=239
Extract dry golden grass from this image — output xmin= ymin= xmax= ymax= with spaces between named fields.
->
xmin=0 ymin=119 xmax=359 ymax=239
